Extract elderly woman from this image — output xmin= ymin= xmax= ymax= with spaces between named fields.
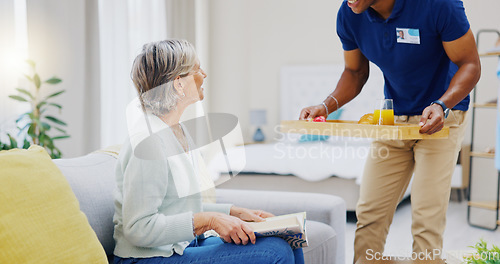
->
xmin=113 ymin=39 xmax=304 ymax=264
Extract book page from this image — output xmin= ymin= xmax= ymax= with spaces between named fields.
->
xmin=246 ymin=212 xmax=305 ymax=233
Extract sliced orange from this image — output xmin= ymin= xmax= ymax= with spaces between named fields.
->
xmin=358 ymin=113 xmax=375 ymax=124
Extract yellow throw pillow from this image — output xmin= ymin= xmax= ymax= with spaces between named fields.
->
xmin=0 ymin=145 xmax=107 ymax=263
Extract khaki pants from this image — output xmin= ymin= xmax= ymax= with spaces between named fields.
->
xmin=354 ymin=110 xmax=468 ymax=263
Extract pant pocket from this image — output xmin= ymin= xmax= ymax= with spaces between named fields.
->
xmin=445 ymin=110 xmax=467 ymax=127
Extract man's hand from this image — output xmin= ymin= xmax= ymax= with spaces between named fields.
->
xmin=419 ymin=104 xmax=445 ymax=135
xmin=299 ymin=104 xmax=326 ymax=120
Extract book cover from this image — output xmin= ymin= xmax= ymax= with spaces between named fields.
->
xmin=247 ymin=212 xmax=308 ymax=249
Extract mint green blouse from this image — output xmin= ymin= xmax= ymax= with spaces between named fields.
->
xmin=113 ymin=114 xmax=232 ymax=258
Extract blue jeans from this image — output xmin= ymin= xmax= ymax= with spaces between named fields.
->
xmin=114 ymin=236 xmax=304 ymax=264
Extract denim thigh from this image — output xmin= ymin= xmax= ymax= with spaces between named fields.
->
xmin=114 ymin=236 xmax=303 ymax=264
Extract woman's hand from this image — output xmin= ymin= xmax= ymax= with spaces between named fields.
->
xmin=230 ymin=206 xmax=274 ymax=222
xmin=193 ymin=212 xmax=257 ymax=245
xmin=299 ymin=104 xmax=326 ymax=120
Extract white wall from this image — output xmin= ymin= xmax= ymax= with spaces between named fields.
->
xmin=3 ymin=0 xmax=498 ymax=158
xmin=208 ymin=0 xmax=500 ymax=143
xmin=208 ymin=0 xmax=343 ymax=142
xmin=461 ymin=0 xmax=500 ymax=208
xmin=0 ymin=0 xmax=28 ymax=140
xmin=462 ymin=0 xmax=500 ymax=148
xmin=26 ymin=0 xmax=101 ymax=157
xmin=206 ymin=0 xmax=500 ymax=211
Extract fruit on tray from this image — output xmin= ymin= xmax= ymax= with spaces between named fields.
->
xmin=313 ymin=116 xmax=326 ymax=122
xmin=358 ymin=113 xmax=376 ymax=124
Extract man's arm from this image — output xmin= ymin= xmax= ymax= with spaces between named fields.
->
xmin=299 ymin=49 xmax=369 ymax=120
xmin=419 ymin=29 xmax=481 ymax=134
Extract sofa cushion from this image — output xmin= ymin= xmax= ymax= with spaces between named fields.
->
xmin=303 ymin=221 xmax=337 ymax=264
xmin=53 ymin=152 xmax=118 ymax=257
xmin=0 ymin=145 xmax=107 ymax=263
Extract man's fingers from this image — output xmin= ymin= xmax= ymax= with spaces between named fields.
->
xmin=308 ymin=109 xmax=319 ymax=120
xmin=419 ymin=107 xmax=431 ymax=127
xmin=428 ymin=124 xmax=444 ymax=135
xmin=419 ymin=115 xmax=434 ymax=133
xmin=299 ymin=109 xmax=309 ymax=120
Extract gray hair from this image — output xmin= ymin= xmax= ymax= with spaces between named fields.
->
xmin=131 ymin=39 xmax=198 ymax=115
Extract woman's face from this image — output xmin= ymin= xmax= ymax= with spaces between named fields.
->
xmin=182 ymin=60 xmax=207 ymax=103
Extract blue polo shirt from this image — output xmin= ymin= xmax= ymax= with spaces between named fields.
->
xmin=337 ymin=0 xmax=470 ymax=115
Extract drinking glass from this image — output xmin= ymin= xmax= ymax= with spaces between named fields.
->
xmin=374 ymin=99 xmax=394 ymax=125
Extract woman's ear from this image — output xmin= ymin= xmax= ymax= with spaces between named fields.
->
xmin=173 ymin=76 xmax=184 ymax=96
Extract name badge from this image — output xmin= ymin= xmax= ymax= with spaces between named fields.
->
xmin=396 ymin=28 xmax=420 ymax=44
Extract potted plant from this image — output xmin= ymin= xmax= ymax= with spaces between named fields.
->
xmin=464 ymin=239 xmax=500 ymax=264
xmin=2 ymin=60 xmax=69 ymax=158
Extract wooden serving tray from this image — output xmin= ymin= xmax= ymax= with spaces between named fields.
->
xmin=280 ymin=120 xmax=449 ymax=140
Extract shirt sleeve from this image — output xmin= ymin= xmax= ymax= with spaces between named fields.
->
xmin=435 ymin=0 xmax=470 ymax=42
xmin=336 ymin=1 xmax=359 ymax=51
xmin=119 ymin=149 xmax=195 ymax=248
xmin=203 ymin=203 xmax=233 ymax=214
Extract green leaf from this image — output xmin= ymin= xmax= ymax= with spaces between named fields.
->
xmin=45 ymin=116 xmax=67 ymax=126
xmin=16 ymin=88 xmax=34 ymax=100
xmin=39 ymin=134 xmax=47 ymax=147
xmin=41 ymin=122 xmax=51 ymax=131
xmin=24 ymin=74 xmax=33 ymax=82
xmin=8 ymin=95 xmax=28 ymax=102
xmin=49 ymin=103 xmax=62 ymax=109
xmin=44 ymin=90 xmax=65 ymax=100
xmin=0 ymin=141 xmax=9 ymax=150
xmin=22 ymin=139 xmax=30 ymax=149
xmin=26 ymin=59 xmax=36 ymax=69
xmin=43 ymin=136 xmax=54 ymax=149
xmin=27 ymin=123 xmax=37 ymax=138
xmin=45 ymin=77 xmax=62 ymax=84
xmin=16 ymin=112 xmax=31 ymax=123
xmin=54 ymin=127 xmax=67 ymax=133
xmin=36 ymin=101 xmax=47 ymax=109
xmin=51 ymin=147 xmax=62 ymax=159
xmin=7 ymin=134 xmax=17 ymax=149
xmin=52 ymin=135 xmax=70 ymax=140
xmin=34 ymin=74 xmax=41 ymax=89
xmin=18 ymin=122 xmax=32 ymax=135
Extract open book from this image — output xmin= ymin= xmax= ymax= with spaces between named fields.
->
xmin=246 ymin=212 xmax=308 ymax=249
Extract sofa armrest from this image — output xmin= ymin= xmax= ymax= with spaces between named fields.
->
xmin=215 ymin=188 xmax=346 ymax=264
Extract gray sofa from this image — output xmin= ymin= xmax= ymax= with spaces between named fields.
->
xmin=53 ymin=152 xmax=346 ymax=264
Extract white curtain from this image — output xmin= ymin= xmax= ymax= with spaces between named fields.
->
xmin=97 ymin=0 xmax=168 ymax=148
xmin=0 ymin=0 xmax=30 ymax=142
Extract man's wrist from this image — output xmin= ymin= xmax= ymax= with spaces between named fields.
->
xmin=430 ymin=100 xmax=450 ymax=118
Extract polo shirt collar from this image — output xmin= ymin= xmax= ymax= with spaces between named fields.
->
xmin=365 ymin=0 xmax=405 ymax=23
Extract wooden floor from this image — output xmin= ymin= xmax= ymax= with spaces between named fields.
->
xmin=345 ymin=199 xmax=500 ymax=264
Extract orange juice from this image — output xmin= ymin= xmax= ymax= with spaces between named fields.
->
xmin=374 ymin=109 xmax=395 ymax=125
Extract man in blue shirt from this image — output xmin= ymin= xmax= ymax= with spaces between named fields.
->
xmin=300 ymin=0 xmax=480 ymax=262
